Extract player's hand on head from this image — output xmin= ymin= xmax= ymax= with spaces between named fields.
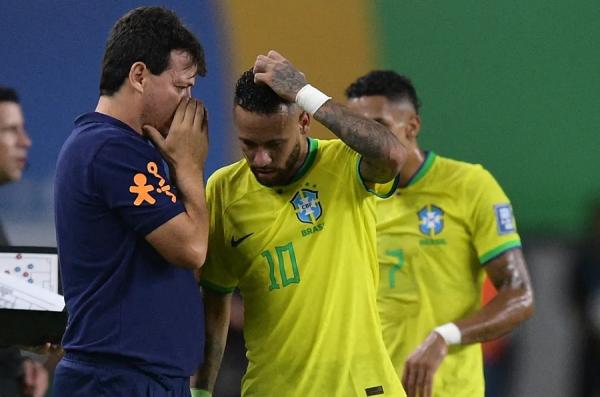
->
xmin=401 ymin=331 xmax=448 ymax=397
xmin=143 ymin=97 xmax=209 ymax=172
xmin=253 ymin=50 xmax=307 ymax=102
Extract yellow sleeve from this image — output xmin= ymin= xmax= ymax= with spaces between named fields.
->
xmin=356 ymin=156 xmax=399 ymax=198
xmin=200 ymin=174 xmax=238 ymax=293
xmin=467 ymin=167 xmax=522 ymax=264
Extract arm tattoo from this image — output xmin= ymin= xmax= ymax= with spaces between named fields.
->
xmin=272 ymin=64 xmax=306 ymax=99
xmin=196 ymin=333 xmax=226 ymax=389
xmin=458 ymin=249 xmax=534 ymax=343
xmin=314 ymin=101 xmax=395 ymax=158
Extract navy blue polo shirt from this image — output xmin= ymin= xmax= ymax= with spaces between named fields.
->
xmin=54 ymin=112 xmax=204 ymax=376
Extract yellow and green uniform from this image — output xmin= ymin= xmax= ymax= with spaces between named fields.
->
xmin=202 ymin=138 xmax=406 ymax=397
xmin=377 ymin=152 xmax=521 ymax=397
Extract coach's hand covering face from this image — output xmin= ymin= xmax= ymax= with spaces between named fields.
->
xmin=137 ymin=50 xmax=199 ymax=137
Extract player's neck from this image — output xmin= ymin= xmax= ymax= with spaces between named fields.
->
xmin=398 ymin=147 xmax=426 ymax=187
xmin=286 ymin=136 xmax=310 ymax=183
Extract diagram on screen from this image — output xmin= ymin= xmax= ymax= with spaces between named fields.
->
xmin=0 ymin=252 xmax=58 ymax=292
xmin=0 ymin=251 xmax=63 ymax=311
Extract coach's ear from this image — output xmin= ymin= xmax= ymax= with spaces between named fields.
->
xmin=128 ymin=62 xmax=147 ymax=94
xmin=298 ymin=110 xmax=310 ymax=135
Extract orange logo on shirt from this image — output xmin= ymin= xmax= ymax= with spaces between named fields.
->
xmin=129 ymin=162 xmax=177 ymax=206
xmin=147 ymin=162 xmax=177 ymax=203
xmin=129 ymin=174 xmax=156 ymax=206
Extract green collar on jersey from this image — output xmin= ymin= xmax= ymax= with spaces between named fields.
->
xmin=406 ymin=151 xmax=436 ymax=187
xmin=288 ymin=137 xmax=319 ymax=184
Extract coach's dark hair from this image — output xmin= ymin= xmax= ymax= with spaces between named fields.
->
xmin=234 ymin=68 xmax=292 ymax=114
xmin=0 ymin=86 xmax=19 ymax=104
xmin=345 ymin=71 xmax=421 ymax=113
xmin=99 ymin=6 xmax=206 ymax=96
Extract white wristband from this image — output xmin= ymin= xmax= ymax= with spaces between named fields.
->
xmin=295 ymin=84 xmax=331 ymax=115
xmin=433 ymin=323 xmax=462 ymax=345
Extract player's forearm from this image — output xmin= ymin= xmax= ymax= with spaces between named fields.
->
xmin=194 ymin=291 xmax=232 ymax=391
xmin=313 ymin=100 xmax=406 ymax=182
xmin=455 ymin=286 xmax=534 ymax=344
xmin=446 ymin=249 xmax=534 ymax=344
xmin=195 ymin=337 xmax=226 ymax=391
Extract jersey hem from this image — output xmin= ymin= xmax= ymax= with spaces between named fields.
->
xmin=200 ymin=279 xmax=235 ymax=294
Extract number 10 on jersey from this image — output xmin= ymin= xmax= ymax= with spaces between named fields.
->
xmin=262 ymin=242 xmax=301 ymax=291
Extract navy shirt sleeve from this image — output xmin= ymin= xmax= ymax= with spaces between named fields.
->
xmin=92 ymin=136 xmax=185 ymax=236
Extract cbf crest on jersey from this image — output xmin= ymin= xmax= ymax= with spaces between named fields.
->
xmin=290 ymin=189 xmax=322 ymax=224
xmin=418 ymin=205 xmax=444 ymax=236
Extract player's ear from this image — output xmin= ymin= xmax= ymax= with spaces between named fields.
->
xmin=407 ymin=113 xmax=421 ymax=140
xmin=298 ymin=110 xmax=310 ymax=135
xmin=129 ymin=62 xmax=146 ymax=94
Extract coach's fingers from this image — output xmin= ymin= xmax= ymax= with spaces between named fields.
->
xmin=201 ymin=107 xmax=209 ymax=137
xmin=182 ymin=97 xmax=197 ymax=125
xmin=193 ymin=99 xmax=205 ymax=127
xmin=172 ymin=96 xmax=189 ymax=126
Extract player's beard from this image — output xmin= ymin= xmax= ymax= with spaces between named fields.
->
xmin=252 ymin=141 xmax=302 ymax=187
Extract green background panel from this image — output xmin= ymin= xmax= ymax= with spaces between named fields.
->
xmin=374 ymin=0 xmax=600 ymax=236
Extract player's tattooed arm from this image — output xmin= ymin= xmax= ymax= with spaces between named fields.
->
xmin=455 ymin=248 xmax=534 ymax=343
xmin=314 ymin=101 xmax=406 ymax=183
xmin=401 ymin=249 xmax=533 ymax=397
xmin=253 ymin=50 xmax=406 ymax=183
xmin=194 ymin=289 xmax=232 ymax=391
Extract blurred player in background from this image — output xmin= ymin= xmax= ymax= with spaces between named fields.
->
xmin=346 ymin=71 xmax=534 ymax=397
xmin=193 ymin=51 xmax=407 ymax=397
xmin=53 ymin=7 xmax=209 ymax=397
xmin=0 ymin=86 xmax=47 ymax=397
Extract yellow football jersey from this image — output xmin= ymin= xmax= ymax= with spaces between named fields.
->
xmin=377 ymin=152 xmax=521 ymax=397
xmin=201 ymin=138 xmax=406 ymax=397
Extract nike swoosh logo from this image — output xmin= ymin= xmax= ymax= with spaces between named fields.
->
xmin=231 ymin=233 xmax=254 ymax=247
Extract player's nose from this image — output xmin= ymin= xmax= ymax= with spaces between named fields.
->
xmin=252 ymin=149 xmax=272 ymax=167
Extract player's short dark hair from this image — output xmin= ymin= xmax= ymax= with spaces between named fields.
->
xmin=234 ymin=68 xmax=292 ymax=114
xmin=99 ymin=6 xmax=206 ymax=96
xmin=345 ymin=70 xmax=421 ymax=113
xmin=0 ymin=86 xmax=19 ymax=104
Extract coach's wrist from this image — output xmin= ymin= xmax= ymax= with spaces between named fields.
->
xmin=190 ymin=388 xmax=212 ymax=397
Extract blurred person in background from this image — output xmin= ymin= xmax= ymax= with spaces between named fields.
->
xmin=194 ymin=51 xmax=408 ymax=396
xmin=53 ymin=7 xmax=209 ymax=397
xmin=0 ymin=86 xmax=47 ymax=397
xmin=572 ymin=201 xmax=600 ymax=397
xmin=346 ymin=71 xmax=534 ymax=397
